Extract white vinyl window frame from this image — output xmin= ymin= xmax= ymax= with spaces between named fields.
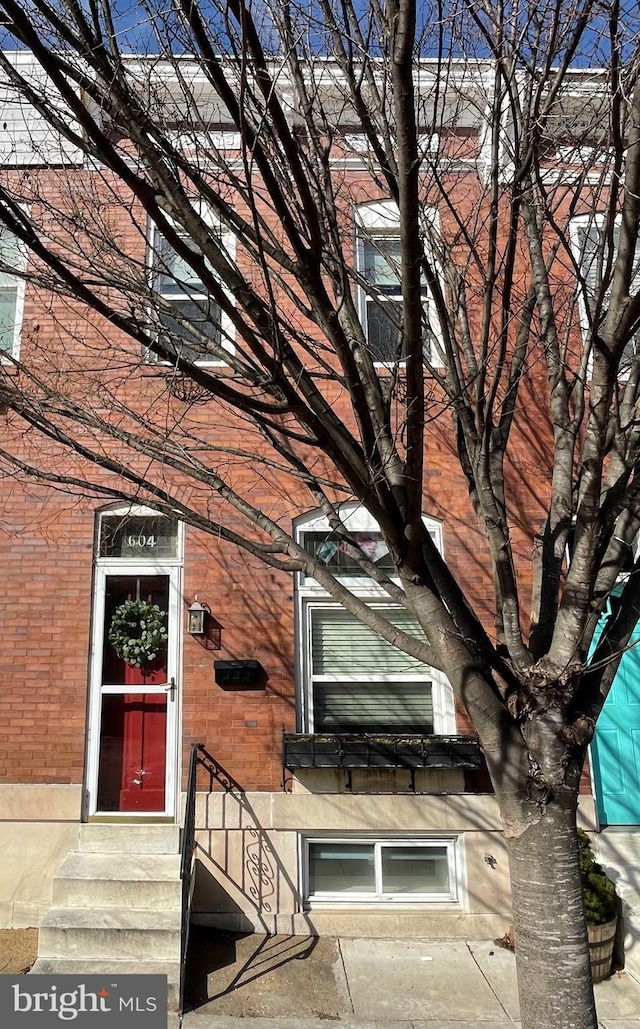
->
xmin=570 ymin=214 xmax=640 ymax=379
xmin=302 ymin=835 xmax=462 ymax=908
xmin=294 ymin=503 xmax=455 ymax=734
xmin=147 ymin=204 xmax=236 ymax=366
xmin=355 ymin=200 xmax=442 ymax=366
xmin=344 ymin=133 xmax=439 ymax=157
xmin=303 ymin=601 xmax=447 ymax=735
xmin=0 ymin=221 xmax=28 ymax=361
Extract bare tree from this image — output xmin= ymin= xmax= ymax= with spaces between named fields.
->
xmin=0 ymin=2 xmax=640 ymax=1026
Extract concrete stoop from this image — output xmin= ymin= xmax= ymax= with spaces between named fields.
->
xmin=30 ymin=824 xmax=182 ymax=1010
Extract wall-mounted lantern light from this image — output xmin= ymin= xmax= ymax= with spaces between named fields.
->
xmin=187 ymin=595 xmax=211 ymax=636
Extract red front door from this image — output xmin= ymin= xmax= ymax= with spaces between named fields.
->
xmin=96 ymin=575 xmax=170 ymax=813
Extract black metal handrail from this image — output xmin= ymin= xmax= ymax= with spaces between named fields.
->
xmin=196 ymin=743 xmax=244 ymax=793
xmin=178 ymin=742 xmax=243 ymax=1015
xmin=179 ymin=741 xmax=202 ymax=1016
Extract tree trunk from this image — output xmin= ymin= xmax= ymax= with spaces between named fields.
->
xmin=507 ymin=790 xmax=597 ymax=1029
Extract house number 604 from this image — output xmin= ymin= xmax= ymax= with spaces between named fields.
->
xmin=127 ymin=534 xmax=157 ymax=548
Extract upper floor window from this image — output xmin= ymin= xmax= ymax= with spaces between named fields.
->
xmin=571 ymin=216 xmax=640 ymax=377
xmin=355 ymin=201 xmax=440 ymax=364
xmin=0 ymin=223 xmax=27 ymax=359
xmin=148 ymin=211 xmax=235 ymax=366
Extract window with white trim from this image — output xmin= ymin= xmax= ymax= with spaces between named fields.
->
xmin=295 ymin=504 xmax=454 ymax=735
xmin=571 ymin=216 xmax=640 ymax=377
xmin=148 ymin=214 xmax=235 ymax=365
xmin=306 ymin=604 xmax=435 ymax=733
xmin=356 ymin=201 xmax=440 ymax=364
xmin=305 ymin=837 xmax=460 ymax=905
xmin=0 ymin=223 xmax=27 ymax=359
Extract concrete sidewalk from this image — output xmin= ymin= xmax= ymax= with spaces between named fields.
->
xmin=180 ymin=932 xmax=640 ymax=1028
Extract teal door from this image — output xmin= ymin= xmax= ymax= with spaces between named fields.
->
xmin=592 ymin=617 xmax=640 ymax=825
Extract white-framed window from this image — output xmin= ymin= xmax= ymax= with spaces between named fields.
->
xmin=294 ymin=504 xmax=455 ymax=734
xmin=303 ymin=836 xmax=461 ymax=906
xmin=148 ymin=211 xmax=235 ymax=365
xmin=305 ymin=603 xmax=438 ymax=733
xmin=355 ymin=200 xmax=441 ymax=364
xmin=570 ymin=215 xmax=640 ymax=377
xmin=0 ymin=222 xmax=28 ymax=359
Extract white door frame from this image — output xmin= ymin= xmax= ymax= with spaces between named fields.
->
xmin=86 ymin=558 xmax=182 ymax=819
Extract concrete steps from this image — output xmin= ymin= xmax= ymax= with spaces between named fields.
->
xmin=31 ymin=824 xmax=183 ymax=1009
xmin=79 ymin=824 xmax=180 ymax=854
xmin=52 ymin=852 xmax=181 ymax=908
xmin=30 ymin=959 xmax=181 ymax=1011
xmin=38 ymin=908 xmax=180 ymax=960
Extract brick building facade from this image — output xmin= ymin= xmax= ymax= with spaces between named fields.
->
xmin=0 ymin=51 xmax=602 ymax=961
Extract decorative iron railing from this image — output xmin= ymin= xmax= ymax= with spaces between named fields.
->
xmin=195 ymin=743 xmax=244 ymax=793
xmin=178 ymin=742 xmax=244 ymax=1015
xmin=179 ymin=741 xmax=201 ymax=1016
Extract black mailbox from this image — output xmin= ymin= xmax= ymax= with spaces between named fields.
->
xmin=214 ymin=659 xmax=265 ymax=689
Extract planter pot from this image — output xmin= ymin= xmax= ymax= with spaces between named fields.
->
xmin=367 ymin=743 xmax=398 ymax=766
xmin=394 ymin=744 xmax=425 ymax=768
xmin=587 ymin=916 xmax=617 ymax=982
xmin=283 ymin=736 xmax=341 ymax=768
xmin=341 ymin=743 xmax=371 ymax=766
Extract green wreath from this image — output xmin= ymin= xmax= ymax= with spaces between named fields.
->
xmin=108 ymin=599 xmax=168 ymax=668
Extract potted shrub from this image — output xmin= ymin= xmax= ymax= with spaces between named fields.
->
xmin=578 ymin=829 xmax=619 ymax=982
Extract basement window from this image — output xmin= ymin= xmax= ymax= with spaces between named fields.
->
xmin=304 ymin=837 xmax=461 ymax=906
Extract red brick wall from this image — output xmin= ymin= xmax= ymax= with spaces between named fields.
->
xmin=0 ymin=491 xmax=95 ymax=784
xmin=0 ymin=159 xmax=564 ymax=794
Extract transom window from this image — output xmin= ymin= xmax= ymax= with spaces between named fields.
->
xmin=97 ymin=506 xmax=180 ymax=561
xmin=298 ymin=502 xmax=442 ymax=587
xmin=302 ymin=529 xmax=394 ymax=576
xmin=305 ymin=838 xmax=460 ymax=904
xmin=0 ymin=223 xmax=28 ymax=359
